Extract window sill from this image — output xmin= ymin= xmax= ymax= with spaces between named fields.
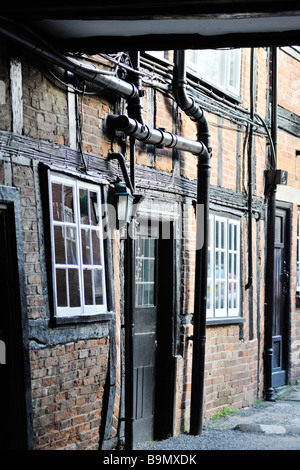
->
xmin=52 ymin=311 xmax=115 ymax=326
xmin=206 ymin=317 xmax=245 ymax=327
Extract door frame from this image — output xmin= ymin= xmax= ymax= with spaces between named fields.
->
xmin=272 ymin=201 xmax=291 ymax=387
xmin=0 ymin=185 xmax=33 ymax=449
xmin=124 ymin=203 xmax=179 ymax=448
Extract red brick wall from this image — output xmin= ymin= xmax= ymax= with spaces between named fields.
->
xmin=1 ymin=45 xmax=300 ymax=447
xmin=30 ymin=339 xmax=109 ymax=450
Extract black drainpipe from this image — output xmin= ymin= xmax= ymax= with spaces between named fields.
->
xmin=246 ymin=48 xmax=256 ymax=293
xmin=123 ymin=51 xmax=143 ymax=451
xmin=264 ymin=47 xmax=278 ymax=402
xmin=173 ymin=50 xmax=212 ymax=436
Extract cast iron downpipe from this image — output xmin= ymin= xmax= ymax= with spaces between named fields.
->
xmin=107 ymin=50 xmax=212 ymax=441
xmin=173 ymin=50 xmax=212 ymax=436
xmin=264 ymin=47 xmax=278 ymax=402
xmin=245 ymin=48 xmax=256 ymax=292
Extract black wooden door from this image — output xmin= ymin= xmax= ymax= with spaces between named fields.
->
xmin=133 ymin=235 xmax=157 ymax=446
xmin=132 ymin=221 xmax=175 ymax=448
xmin=0 ymin=204 xmax=28 ymax=449
xmin=272 ymin=208 xmax=290 ymax=388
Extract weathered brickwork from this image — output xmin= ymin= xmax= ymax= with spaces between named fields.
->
xmin=22 ymin=57 xmax=69 ymax=146
xmin=30 ymin=339 xmax=109 ymax=450
xmin=0 ymin=42 xmax=300 ymax=449
xmin=12 ymin=162 xmax=46 ymax=320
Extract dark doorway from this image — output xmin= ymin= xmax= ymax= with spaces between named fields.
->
xmin=272 ymin=206 xmax=290 ymax=388
xmin=132 ymin=220 xmax=175 ymax=448
xmin=0 ymin=199 xmax=32 ymax=449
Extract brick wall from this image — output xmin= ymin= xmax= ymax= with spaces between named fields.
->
xmin=30 ymin=338 xmax=109 ymax=450
xmin=22 ymin=57 xmax=69 ymax=146
xmin=1 ymin=44 xmax=300 ymax=449
xmin=0 ymin=153 xmax=112 ymax=449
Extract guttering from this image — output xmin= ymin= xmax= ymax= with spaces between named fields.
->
xmin=173 ymin=50 xmax=211 ymax=436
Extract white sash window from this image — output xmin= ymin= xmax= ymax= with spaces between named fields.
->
xmin=49 ymin=174 xmax=107 ymax=317
xmin=207 ymin=214 xmax=240 ymax=319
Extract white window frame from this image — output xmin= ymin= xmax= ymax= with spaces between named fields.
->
xmin=186 ymin=48 xmax=242 ymax=96
xmin=49 ymin=173 xmax=107 ymax=317
xmin=207 ymin=213 xmax=241 ymax=319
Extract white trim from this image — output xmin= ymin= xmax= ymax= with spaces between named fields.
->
xmin=49 ymin=173 xmax=107 ymax=317
xmin=207 ymin=213 xmax=241 ymax=319
xmin=67 ymin=80 xmax=77 ymax=150
xmin=10 ymin=57 xmax=23 ymax=135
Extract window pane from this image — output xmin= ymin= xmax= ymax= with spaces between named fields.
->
xmin=233 ymin=283 xmax=237 ymax=308
xmin=149 ymin=239 xmax=155 ymax=257
xmin=194 ymin=49 xmax=223 ymax=85
xmin=66 ymin=226 xmax=77 ymax=265
xmin=220 ymin=282 xmax=225 ymax=309
xmin=84 ymin=269 xmax=93 ymax=305
xmin=54 ymin=226 xmax=65 ymax=264
xmin=80 ymin=188 xmax=89 ymax=225
xmin=92 ymin=230 xmax=101 ymax=265
xmin=208 ymin=250 xmax=211 ymax=278
xmin=229 ymin=286 xmax=232 ymax=309
xmin=68 ymin=268 xmax=80 ymax=307
xmin=90 ymin=191 xmax=98 ymax=225
xmin=221 ymin=252 xmax=225 ymax=278
xmin=215 ymin=251 xmax=219 ymax=278
xmin=136 ymin=284 xmax=142 ymax=306
xmin=187 ymin=48 xmax=241 ymax=95
xmin=148 ymin=284 xmax=154 ymax=305
xmin=52 ymin=183 xmax=63 ymax=221
xmin=94 ymin=270 xmax=104 ymax=305
xmin=228 ymin=49 xmax=241 ymax=91
xmin=215 ymin=221 xmax=219 ymax=248
xmin=215 ymin=283 xmax=219 ymax=309
xmin=56 ymin=268 xmax=67 ymax=306
xmin=81 ymin=228 xmax=91 ymax=265
xmin=207 ymin=281 xmax=211 ymax=309
xmin=64 ymin=185 xmax=74 ymax=223
xmin=143 ymin=258 xmax=149 ymax=282
xmin=234 ymin=224 xmax=237 ymax=251
xmin=221 ymin=222 xmax=225 ymax=248
xmin=135 ymin=237 xmax=155 ymax=306
xmin=229 ymin=51 xmax=236 ymax=88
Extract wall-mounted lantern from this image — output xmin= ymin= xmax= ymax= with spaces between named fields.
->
xmin=114 ymin=182 xmax=135 ymax=225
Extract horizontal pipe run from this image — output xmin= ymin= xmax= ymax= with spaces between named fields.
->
xmin=107 ymin=114 xmax=207 ymax=156
xmin=0 ymin=20 xmax=139 ymax=101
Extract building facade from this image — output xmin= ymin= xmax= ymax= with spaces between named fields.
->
xmin=0 ymin=31 xmax=300 ymax=450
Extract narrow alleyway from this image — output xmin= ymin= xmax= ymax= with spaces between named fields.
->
xmin=138 ymin=384 xmax=300 ymax=450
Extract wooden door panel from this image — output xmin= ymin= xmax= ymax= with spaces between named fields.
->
xmin=272 ymin=208 xmax=289 ymax=387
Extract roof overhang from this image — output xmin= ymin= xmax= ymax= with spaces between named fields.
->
xmin=2 ymin=2 xmax=300 ymax=52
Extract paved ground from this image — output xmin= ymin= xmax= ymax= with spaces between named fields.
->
xmin=138 ymin=384 xmax=300 ymax=451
